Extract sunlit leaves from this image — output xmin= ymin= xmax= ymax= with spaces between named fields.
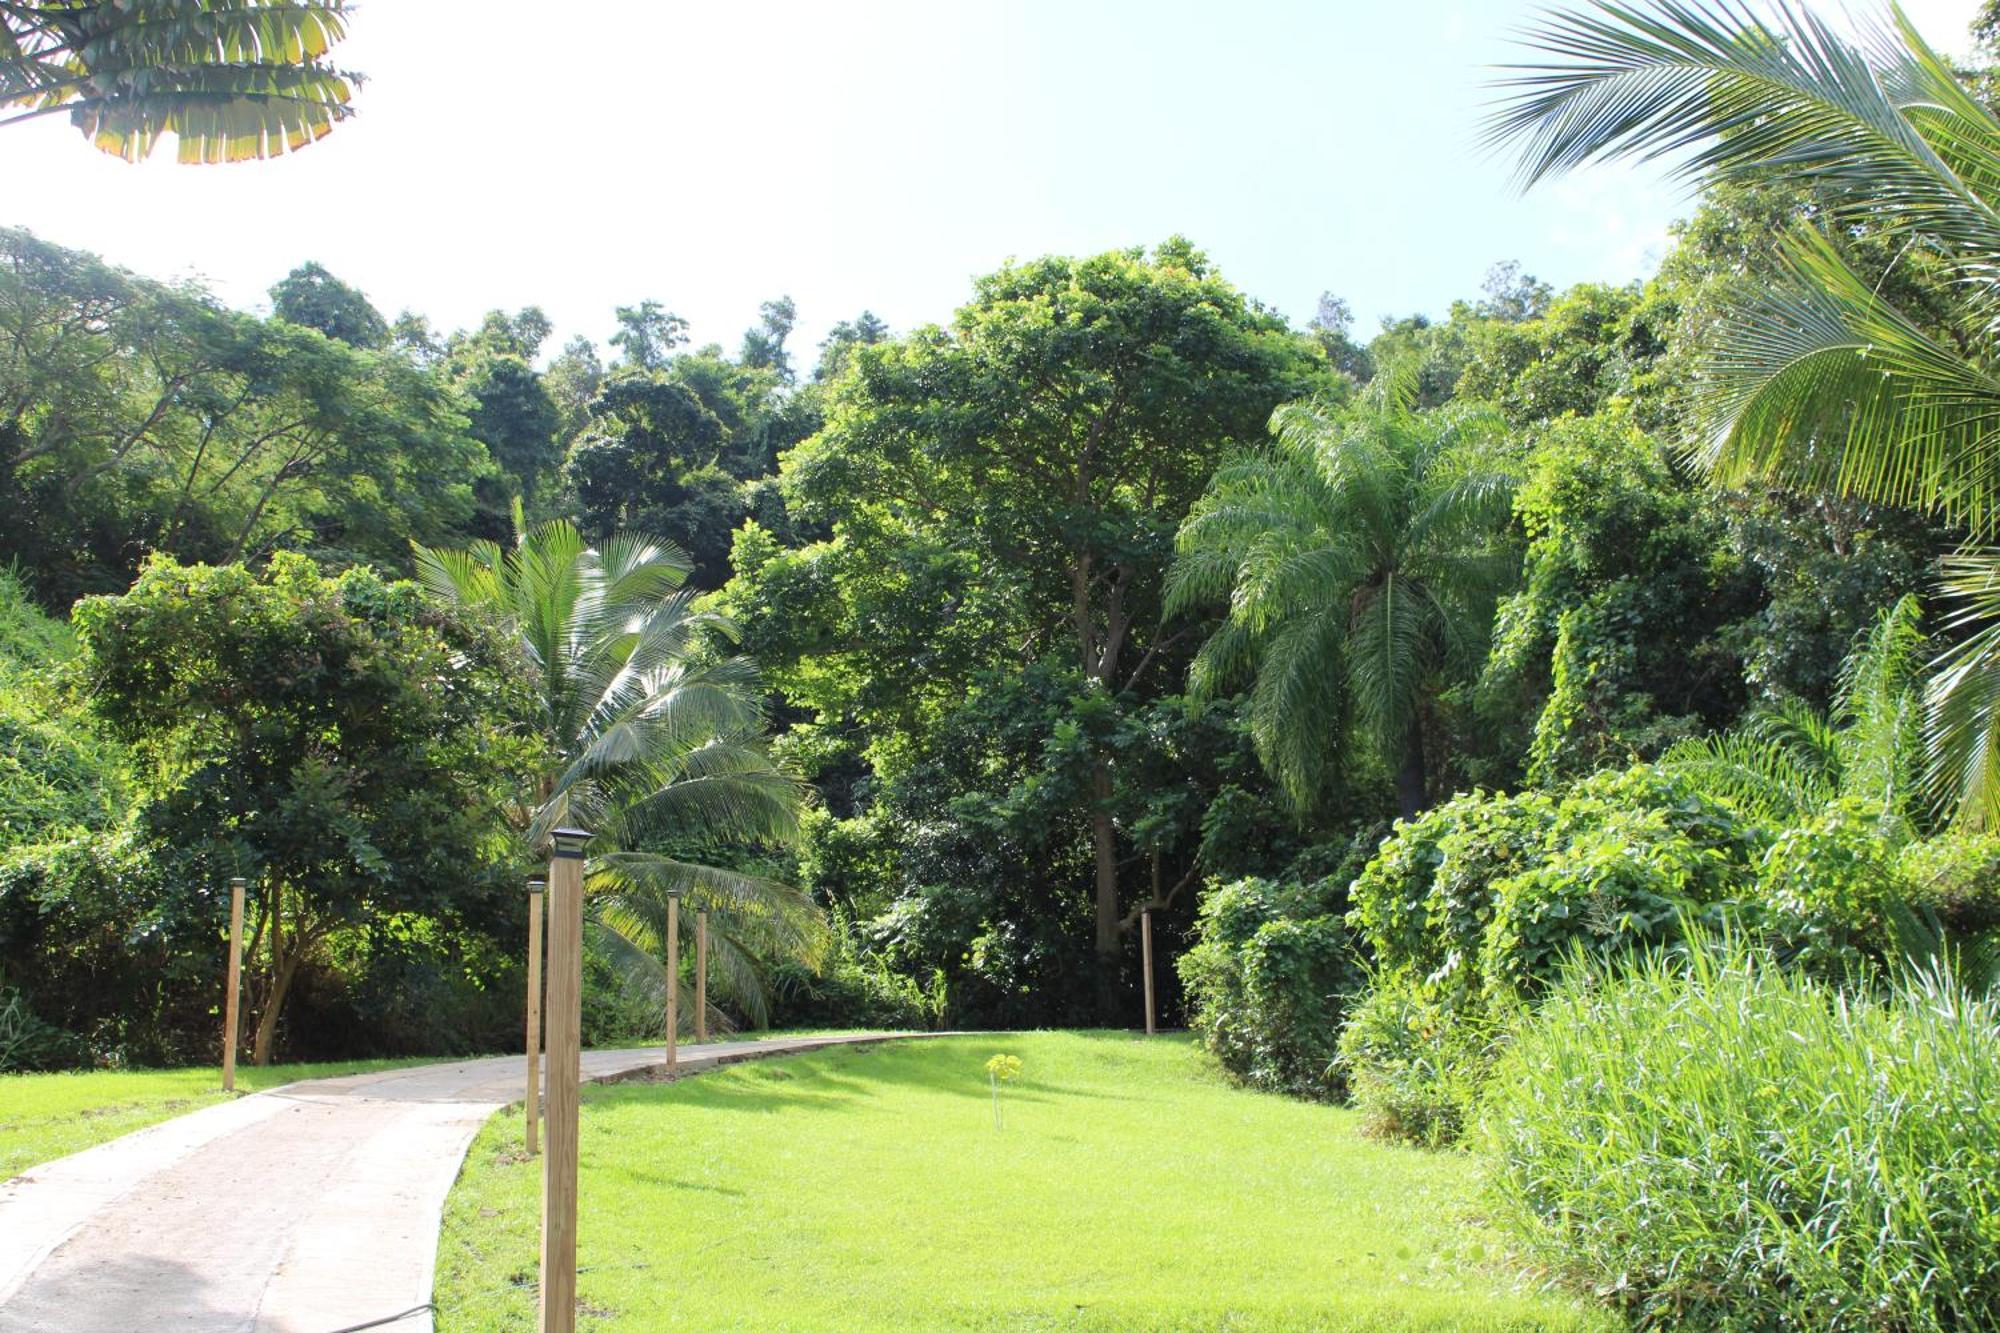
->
xmin=1 ymin=1 xmax=360 ymax=163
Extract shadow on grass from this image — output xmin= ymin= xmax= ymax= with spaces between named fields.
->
xmin=584 ymin=1034 xmax=1154 ymax=1118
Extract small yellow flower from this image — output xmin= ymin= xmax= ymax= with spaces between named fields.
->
xmin=985 ymin=1053 xmax=1022 ymax=1082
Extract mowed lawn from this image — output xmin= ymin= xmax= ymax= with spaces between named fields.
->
xmin=435 ymin=1033 xmax=1609 ymax=1330
xmin=0 ymin=1056 xmax=435 ymax=1180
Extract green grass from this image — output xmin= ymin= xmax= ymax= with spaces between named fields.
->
xmin=435 ymin=1032 xmax=1611 ymax=1330
xmin=0 ymin=1056 xmax=437 ymax=1179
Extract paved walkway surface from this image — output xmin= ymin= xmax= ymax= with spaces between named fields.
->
xmin=0 ymin=1033 xmax=921 ymax=1332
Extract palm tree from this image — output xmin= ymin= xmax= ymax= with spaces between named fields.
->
xmin=1662 ymin=594 xmax=1929 ymax=831
xmin=1 ymin=0 xmax=357 ymax=163
xmin=1165 ymin=373 xmax=1519 ymax=818
xmin=1485 ymin=0 xmax=2000 ymax=826
xmin=414 ymin=516 xmax=820 ymax=1028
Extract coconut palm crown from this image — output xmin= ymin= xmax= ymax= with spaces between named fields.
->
xmin=414 ymin=515 xmax=819 ymax=1026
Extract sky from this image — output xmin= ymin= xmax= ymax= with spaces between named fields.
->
xmin=0 ymin=0 xmax=1986 ymax=362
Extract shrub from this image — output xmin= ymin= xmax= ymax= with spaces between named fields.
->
xmin=1756 ymin=799 xmax=1905 ymax=973
xmin=767 ymin=913 xmax=947 ymax=1032
xmin=0 ymin=984 xmax=89 ymax=1072
xmin=1349 ymin=791 xmax=1553 ymax=1000
xmin=1337 ymin=976 xmax=1513 ymax=1148
xmin=1350 ymin=766 xmax=1761 ymax=1003
xmin=1898 ymin=832 xmax=2000 ymax=937
xmin=1179 ymin=876 xmax=1362 ymax=1099
xmin=1481 ymin=942 xmax=2000 ymax=1329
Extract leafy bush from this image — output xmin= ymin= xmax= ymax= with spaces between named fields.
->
xmin=1337 ymin=976 xmax=1512 ymax=1148
xmin=1755 ymin=799 xmax=1905 ymax=972
xmin=0 ymin=570 xmax=127 ymax=847
xmin=0 ymin=985 xmax=89 ymax=1072
xmin=1898 ymin=832 xmax=2000 ymax=937
xmin=1482 ymin=942 xmax=2000 ymax=1329
xmin=1179 ymin=876 xmax=1363 ymax=1099
xmin=768 ymin=914 xmax=947 ymax=1031
xmin=1350 ymin=766 xmax=1761 ymax=1003
xmin=1340 ymin=766 xmax=1768 ymax=1146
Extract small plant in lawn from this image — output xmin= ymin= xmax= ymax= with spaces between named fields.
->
xmin=984 ymin=1053 xmax=1022 ymax=1129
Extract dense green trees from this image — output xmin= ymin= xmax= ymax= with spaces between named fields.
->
xmin=734 ymin=240 xmax=1328 ymax=1015
xmin=1490 ymin=0 xmax=2000 ymax=826
xmin=0 ymin=229 xmax=504 ymax=603
xmin=10 ymin=1 xmax=2000 ymax=1065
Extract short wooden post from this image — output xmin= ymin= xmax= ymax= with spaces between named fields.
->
xmin=541 ymin=828 xmax=591 ymax=1333
xmin=695 ymin=910 xmax=708 ymax=1044
xmin=525 ymin=876 xmax=546 ymax=1157
xmin=665 ymin=893 xmax=680 ymax=1071
xmin=1141 ymin=909 xmax=1157 ymax=1036
xmin=222 ymin=877 xmax=246 ymax=1092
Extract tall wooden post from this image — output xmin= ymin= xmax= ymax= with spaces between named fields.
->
xmin=1141 ymin=909 xmax=1157 ymax=1037
xmin=541 ymin=828 xmax=591 ymax=1333
xmin=525 ymin=876 xmax=546 ymax=1157
xmin=665 ymin=893 xmax=680 ymax=1071
xmin=222 ymin=877 xmax=246 ymax=1091
xmin=695 ymin=911 xmax=708 ymax=1044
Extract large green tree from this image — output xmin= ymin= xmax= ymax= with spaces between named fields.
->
xmin=1488 ymin=0 xmax=2000 ymax=825
xmin=1 ymin=228 xmax=504 ymax=603
xmin=72 ymin=554 xmax=536 ymax=1063
xmin=1168 ymin=375 xmax=1520 ymax=818
xmin=269 ymin=261 xmax=386 ymax=349
xmin=765 ymin=239 xmax=1325 ymax=1003
xmin=1 ymin=0 xmax=359 ymax=162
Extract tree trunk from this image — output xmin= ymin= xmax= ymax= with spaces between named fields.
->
xmin=1394 ymin=716 xmax=1428 ymax=821
xmin=1091 ymin=758 xmax=1121 ymax=1020
xmin=251 ymin=883 xmax=301 ymax=1067
xmin=250 ymin=951 xmax=301 ymax=1067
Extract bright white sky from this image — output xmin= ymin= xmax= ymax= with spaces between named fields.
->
xmin=0 ymin=0 xmax=1984 ymax=361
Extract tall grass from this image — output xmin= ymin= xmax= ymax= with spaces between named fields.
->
xmin=1480 ymin=942 xmax=2000 ymax=1329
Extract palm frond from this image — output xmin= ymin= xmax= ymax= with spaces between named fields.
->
xmin=1660 ymin=727 xmax=1835 ymax=824
xmin=2 ymin=1 xmax=362 ymax=163
xmin=1345 ymin=571 xmax=1437 ymax=755
xmin=1486 ymin=1 xmax=2000 ymax=262
xmin=1927 ymin=547 xmax=2000 ymax=828
xmin=1247 ymin=609 xmax=1349 ymax=808
xmin=1693 ymin=229 xmax=2000 ymax=536
xmin=1836 ymin=594 xmax=1928 ymax=812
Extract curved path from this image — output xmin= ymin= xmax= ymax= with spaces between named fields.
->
xmin=0 ymin=1034 xmax=920 ymax=1332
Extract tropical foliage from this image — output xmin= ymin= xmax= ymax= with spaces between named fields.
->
xmin=414 ymin=516 xmax=818 ymax=1027
xmin=1487 ymin=0 xmax=2000 ymax=827
xmin=1484 ymin=939 xmax=2000 ymax=1330
xmin=0 ymin=0 xmax=360 ymax=163
xmin=1168 ymin=374 xmax=1518 ymax=815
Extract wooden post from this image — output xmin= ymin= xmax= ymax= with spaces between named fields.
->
xmin=525 ymin=877 xmax=545 ymax=1157
xmin=222 ymin=877 xmax=246 ymax=1091
xmin=665 ymin=894 xmax=679 ymax=1071
xmin=695 ymin=910 xmax=708 ymax=1044
xmin=541 ymin=828 xmax=591 ymax=1333
xmin=1141 ymin=909 xmax=1157 ymax=1037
